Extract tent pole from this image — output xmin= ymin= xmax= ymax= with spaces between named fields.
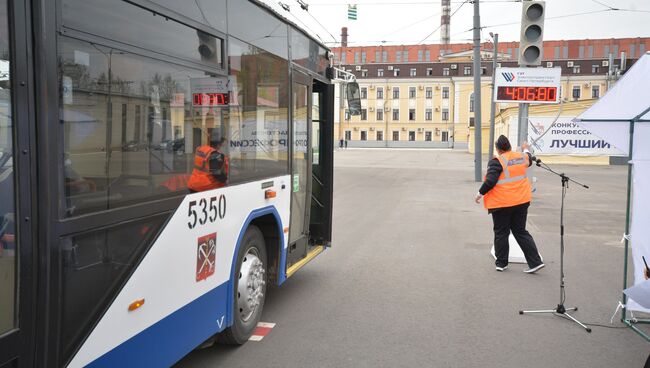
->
xmin=621 ymin=119 xmax=635 ymax=324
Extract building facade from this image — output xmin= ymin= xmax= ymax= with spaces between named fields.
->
xmin=332 ymin=37 xmax=649 ymax=149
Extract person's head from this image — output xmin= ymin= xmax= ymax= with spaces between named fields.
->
xmin=495 ymin=135 xmax=512 ymax=154
xmin=209 ymin=130 xmax=226 ymax=148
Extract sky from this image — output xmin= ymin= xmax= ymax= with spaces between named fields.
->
xmin=261 ymin=0 xmax=650 ymax=47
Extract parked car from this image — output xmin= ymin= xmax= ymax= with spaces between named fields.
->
xmin=122 ymin=140 xmax=148 ymax=152
xmin=154 ymin=139 xmax=171 ymax=150
xmin=167 ymin=138 xmax=185 ymax=154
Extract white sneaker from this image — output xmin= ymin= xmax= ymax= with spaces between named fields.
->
xmin=496 ymin=265 xmax=508 ymax=272
xmin=524 ymin=263 xmax=545 ymax=274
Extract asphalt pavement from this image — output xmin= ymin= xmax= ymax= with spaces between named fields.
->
xmin=177 ymin=148 xmax=649 ymax=368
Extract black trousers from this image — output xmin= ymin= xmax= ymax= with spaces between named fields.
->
xmin=491 ymin=202 xmax=543 ymax=268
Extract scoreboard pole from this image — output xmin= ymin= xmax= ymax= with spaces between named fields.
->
xmin=518 ymin=102 xmax=529 ymax=147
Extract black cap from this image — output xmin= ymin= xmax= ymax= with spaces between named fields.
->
xmin=495 ymin=135 xmax=511 ymax=152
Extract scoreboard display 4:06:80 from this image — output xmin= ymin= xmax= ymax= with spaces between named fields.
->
xmin=496 ymin=86 xmax=558 ymax=102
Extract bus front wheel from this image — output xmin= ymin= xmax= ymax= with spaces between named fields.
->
xmin=221 ymin=225 xmax=267 ymax=344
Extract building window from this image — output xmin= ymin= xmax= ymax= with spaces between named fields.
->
xmin=425 ymin=87 xmax=433 ymax=99
xmin=425 ymin=50 xmax=430 ymax=61
xmin=392 ymin=108 xmax=400 ymax=121
xmin=375 ymin=50 xmax=380 ymax=62
xmin=345 ymin=109 xmax=350 ymax=120
xmin=613 ymin=45 xmax=619 ymax=56
xmin=425 ymin=108 xmax=432 ymax=121
xmin=572 ymin=86 xmax=581 ymax=99
xmin=463 ymin=66 xmax=471 ymax=75
xmin=409 ymin=131 xmax=415 ymax=141
xmin=591 ymin=65 xmax=599 ymax=73
xmin=361 ymin=70 xmax=368 ymax=77
xmin=579 ymin=45 xmax=584 ymax=59
xmin=572 ymin=65 xmax=581 ymax=74
xmin=377 ymin=130 xmax=384 ymax=141
xmin=469 ymin=93 xmax=475 ymax=113
xmin=377 ymin=68 xmax=384 ymax=77
xmin=630 ymin=44 xmax=636 ymax=58
xmin=588 ymin=45 xmax=594 ymax=58
xmin=425 ymin=131 xmax=432 ymax=141
xmin=604 ymin=45 xmax=610 ymax=57
xmin=469 ymin=117 xmax=475 ymax=127
xmin=377 ymin=87 xmax=384 ymax=99
xmin=377 ymin=109 xmax=384 ymax=120
xmin=409 ymin=87 xmax=416 ymax=99
xmin=442 ymin=86 xmax=450 ymax=99
xmin=361 ymin=109 xmax=367 ymax=120
xmin=410 ymin=68 xmax=417 ymax=77
xmin=409 ymin=108 xmax=416 ymax=121
xmin=441 ymin=131 xmax=449 ymax=142
xmin=360 ymin=131 xmax=367 ymax=141
xmin=354 ymin=52 xmax=360 ymax=64
xmin=442 ymin=68 xmax=450 ymax=76
xmin=554 ymin=46 xmax=560 ymax=59
xmin=345 ymin=130 xmax=351 ymax=140
xmin=396 ymin=51 xmax=402 ymax=63
xmin=592 ymin=85 xmax=600 ymax=98
xmin=418 ymin=50 xmax=423 ymax=62
xmin=361 ymin=51 xmax=366 ymax=63
xmin=403 ymin=50 xmax=409 ymax=61
xmin=393 ymin=68 xmax=400 ymax=76
xmin=427 ymin=68 xmax=433 ymax=76
xmin=360 ymin=87 xmax=367 ymax=99
xmin=442 ymin=108 xmax=449 ymax=121
xmin=392 ymin=87 xmax=399 ymax=99
xmin=507 ymin=47 xmax=512 ymax=56
xmin=392 ymin=131 xmax=399 ymax=141
xmin=341 ymin=52 xmax=347 ymax=63
xmin=382 ymin=50 xmax=388 ymax=62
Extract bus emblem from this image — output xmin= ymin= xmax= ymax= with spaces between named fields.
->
xmin=196 ymin=233 xmax=217 ymax=281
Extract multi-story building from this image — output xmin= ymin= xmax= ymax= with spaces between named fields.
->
xmin=332 ymin=37 xmax=649 ymax=149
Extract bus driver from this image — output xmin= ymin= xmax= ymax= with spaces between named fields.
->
xmin=188 ymin=131 xmax=229 ymax=193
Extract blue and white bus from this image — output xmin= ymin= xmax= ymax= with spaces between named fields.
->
xmin=0 ymin=1 xmax=337 ymax=366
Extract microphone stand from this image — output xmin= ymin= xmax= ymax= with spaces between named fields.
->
xmin=519 ymin=159 xmax=592 ymax=333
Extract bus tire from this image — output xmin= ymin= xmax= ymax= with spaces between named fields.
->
xmin=220 ymin=225 xmax=267 ymax=344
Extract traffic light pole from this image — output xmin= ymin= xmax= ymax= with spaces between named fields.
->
xmin=472 ymin=0 xmax=482 ymax=182
xmin=488 ymin=33 xmax=498 ymax=160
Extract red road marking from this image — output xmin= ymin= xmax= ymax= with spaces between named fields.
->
xmin=249 ymin=322 xmax=275 ymax=341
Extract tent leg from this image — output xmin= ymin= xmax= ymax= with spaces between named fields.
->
xmin=621 ymin=120 xmax=635 ymax=324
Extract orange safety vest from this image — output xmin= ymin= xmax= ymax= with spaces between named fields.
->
xmin=483 ymin=150 xmax=532 ymax=210
xmin=187 ymin=145 xmax=229 ymax=192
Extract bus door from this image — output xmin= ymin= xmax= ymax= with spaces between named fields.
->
xmin=287 ymin=71 xmax=312 ymax=266
xmin=308 ymin=79 xmax=334 ymax=247
xmin=0 ymin=0 xmax=36 ymax=365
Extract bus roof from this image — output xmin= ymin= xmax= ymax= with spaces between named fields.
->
xmin=251 ymin=0 xmax=332 ymax=53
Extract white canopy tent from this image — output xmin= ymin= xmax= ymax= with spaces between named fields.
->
xmin=574 ymin=52 xmax=650 ymax=340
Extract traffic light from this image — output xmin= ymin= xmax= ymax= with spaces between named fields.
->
xmin=197 ymin=30 xmax=218 ymax=65
xmin=519 ymin=1 xmax=545 ymax=66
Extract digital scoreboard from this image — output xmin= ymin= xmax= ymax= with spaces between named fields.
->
xmin=190 ymin=77 xmax=231 ymax=107
xmin=192 ymin=92 xmax=229 ymax=106
xmin=496 ymin=86 xmax=557 ymax=102
xmin=494 ymin=67 xmax=561 ymax=104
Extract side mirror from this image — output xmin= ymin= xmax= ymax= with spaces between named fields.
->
xmin=346 ymin=82 xmax=361 ymax=116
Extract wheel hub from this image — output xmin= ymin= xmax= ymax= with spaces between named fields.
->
xmin=237 ymin=250 xmax=265 ymax=323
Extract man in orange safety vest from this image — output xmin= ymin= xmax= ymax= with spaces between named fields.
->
xmin=475 ymin=135 xmax=544 ymax=274
xmin=188 ymin=131 xmax=229 ymax=193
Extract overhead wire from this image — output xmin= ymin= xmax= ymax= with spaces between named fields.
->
xmin=294 ymin=0 xmax=339 ymax=43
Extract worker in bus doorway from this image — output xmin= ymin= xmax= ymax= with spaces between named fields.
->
xmin=474 ymin=135 xmax=545 ymax=274
xmin=188 ymin=131 xmax=229 ymax=193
